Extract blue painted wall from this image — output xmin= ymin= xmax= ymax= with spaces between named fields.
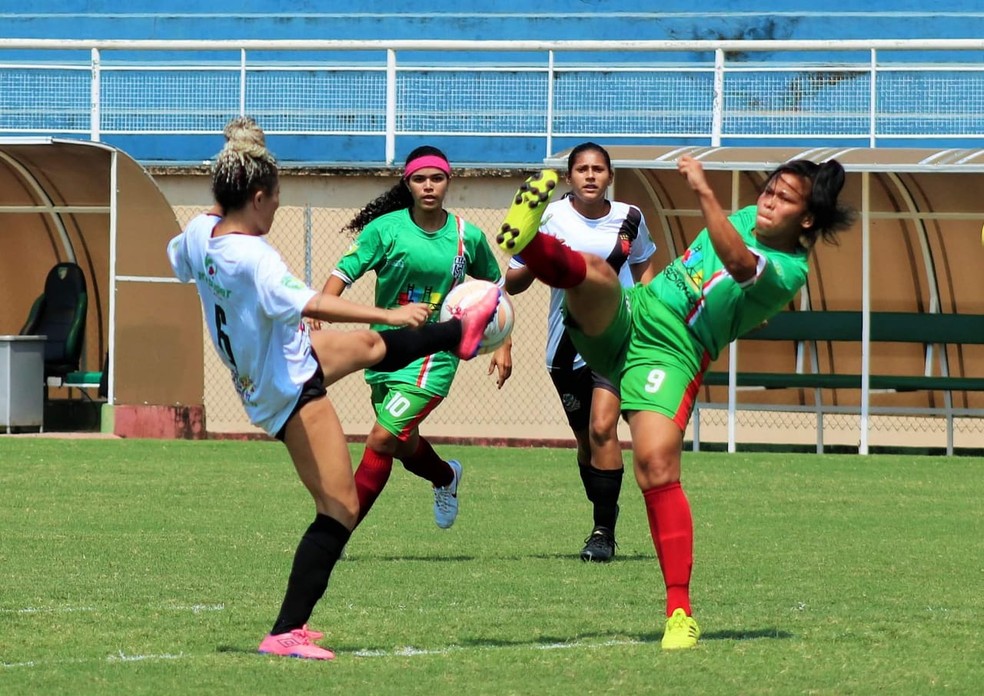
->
xmin=5 ymin=2 xmax=984 ymax=43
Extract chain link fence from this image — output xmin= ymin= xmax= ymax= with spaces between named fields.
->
xmin=173 ymin=197 xmax=984 ymax=452
xmin=173 ymin=202 xmax=578 ymax=442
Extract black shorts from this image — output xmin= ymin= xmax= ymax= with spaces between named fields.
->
xmin=275 ymin=362 xmax=327 ymax=442
xmin=548 ymin=364 xmax=619 ymax=431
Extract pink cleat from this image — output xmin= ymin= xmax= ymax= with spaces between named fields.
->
xmin=452 ymin=284 xmax=501 ymax=360
xmin=258 ymin=625 xmax=335 ymax=660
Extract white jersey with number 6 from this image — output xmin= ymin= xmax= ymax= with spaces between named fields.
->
xmin=167 ymin=214 xmax=318 ymax=436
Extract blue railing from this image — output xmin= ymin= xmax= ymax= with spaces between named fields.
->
xmin=1 ymin=39 xmax=983 ymax=165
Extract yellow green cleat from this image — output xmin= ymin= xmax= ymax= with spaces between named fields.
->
xmin=661 ymin=608 xmax=700 ymax=650
xmin=496 ymin=169 xmax=559 ymax=255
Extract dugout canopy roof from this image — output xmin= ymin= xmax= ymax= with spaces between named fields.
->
xmin=544 ymin=145 xmax=984 ymax=451
xmin=0 ymin=138 xmax=202 ymax=407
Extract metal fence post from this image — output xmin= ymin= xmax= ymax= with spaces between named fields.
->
xmin=90 ymin=48 xmax=101 ymax=142
xmin=546 ymin=50 xmax=555 ymax=160
xmin=869 ymin=49 xmax=877 ymax=147
xmin=712 ymin=48 xmax=724 ymax=147
xmin=304 ymin=205 xmax=313 ymax=287
xmin=239 ymin=49 xmax=247 ymax=117
xmin=386 ymin=49 xmax=397 ymax=166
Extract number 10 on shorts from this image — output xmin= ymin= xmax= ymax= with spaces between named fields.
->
xmin=384 ymin=391 xmax=412 ymax=417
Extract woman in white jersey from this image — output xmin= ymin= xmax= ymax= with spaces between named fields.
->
xmin=166 ymin=120 xmax=500 ymax=661
xmin=505 ymin=142 xmax=658 ymax=563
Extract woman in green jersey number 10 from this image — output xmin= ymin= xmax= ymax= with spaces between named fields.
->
xmin=323 ymin=146 xmax=511 ymax=530
xmin=496 ymin=155 xmax=854 ymax=650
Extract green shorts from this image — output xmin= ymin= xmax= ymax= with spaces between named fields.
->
xmin=566 ymin=284 xmax=710 ymax=430
xmin=370 ymin=382 xmax=443 ymax=441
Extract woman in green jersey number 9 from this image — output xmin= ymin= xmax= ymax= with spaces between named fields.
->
xmin=496 ymin=155 xmax=854 ymax=650
xmin=323 ymin=146 xmax=510 ymax=531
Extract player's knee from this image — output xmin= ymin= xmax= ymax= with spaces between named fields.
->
xmin=366 ymin=426 xmax=399 ymax=455
xmin=364 ymin=331 xmax=386 ymax=362
xmin=588 ymin=417 xmax=619 ymax=447
xmin=584 ymin=254 xmax=617 ymax=281
xmin=635 ymin=450 xmax=680 ymax=487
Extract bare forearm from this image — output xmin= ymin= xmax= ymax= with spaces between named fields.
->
xmin=303 ymin=293 xmax=393 ymax=325
xmin=504 ymin=266 xmax=535 ymax=294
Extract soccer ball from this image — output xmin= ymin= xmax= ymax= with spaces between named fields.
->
xmin=440 ymin=279 xmax=515 ymax=355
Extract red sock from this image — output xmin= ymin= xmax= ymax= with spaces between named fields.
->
xmin=401 ymin=437 xmax=452 ymax=487
xmin=643 ymin=481 xmax=694 ymax=617
xmin=520 ymin=233 xmax=587 ymax=289
xmin=354 ymin=448 xmax=393 ymax=525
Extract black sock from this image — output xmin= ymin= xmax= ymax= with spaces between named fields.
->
xmin=372 ymin=321 xmax=462 ymax=372
xmin=270 ymin=514 xmax=352 ymax=635
xmin=579 ymin=464 xmax=623 ymax=532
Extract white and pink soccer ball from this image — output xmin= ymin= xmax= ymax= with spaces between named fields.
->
xmin=440 ymin=279 xmax=515 ymax=355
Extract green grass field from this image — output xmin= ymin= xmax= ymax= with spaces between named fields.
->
xmin=1 ymin=439 xmax=982 ymax=695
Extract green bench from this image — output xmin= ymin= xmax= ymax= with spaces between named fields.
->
xmin=696 ymin=311 xmax=984 ymax=454
xmin=47 ymin=370 xmax=105 ymax=396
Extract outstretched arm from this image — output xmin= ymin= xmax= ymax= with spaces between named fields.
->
xmin=302 ymin=293 xmax=431 ymax=328
xmin=677 ymin=156 xmax=758 ymax=283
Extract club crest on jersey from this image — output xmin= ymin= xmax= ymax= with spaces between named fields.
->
xmin=450 ymin=255 xmax=466 ymax=280
xmin=561 ymin=393 xmax=582 ymax=413
xmin=233 ymin=371 xmax=257 ymax=404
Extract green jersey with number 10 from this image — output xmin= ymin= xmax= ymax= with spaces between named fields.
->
xmin=333 ymin=208 xmax=501 ymax=396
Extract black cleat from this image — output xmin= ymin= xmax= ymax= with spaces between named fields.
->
xmin=580 ymin=526 xmax=617 ymax=563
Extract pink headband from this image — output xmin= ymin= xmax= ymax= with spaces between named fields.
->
xmin=403 ymin=154 xmax=451 ymax=179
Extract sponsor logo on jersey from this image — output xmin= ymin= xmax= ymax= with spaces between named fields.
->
xmin=281 ymin=274 xmax=306 ymax=290
xmin=198 ymin=254 xmax=231 ymax=298
xmin=343 ymin=241 xmax=359 ymax=256
xmin=398 ymin=284 xmax=442 ymax=312
xmin=680 ymin=244 xmax=704 ymax=288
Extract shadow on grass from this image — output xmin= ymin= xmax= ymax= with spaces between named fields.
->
xmin=216 ymin=626 xmax=793 ymax=657
xmin=342 ymin=554 xmax=477 ymax=563
xmin=347 ymin=552 xmax=654 ymax=563
xmin=701 ymin=627 xmax=794 ymax=642
xmin=523 ymin=551 xmax=654 ymax=562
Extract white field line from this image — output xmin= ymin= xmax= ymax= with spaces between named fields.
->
xmin=1 ymin=604 xmax=225 ymax=615
xmin=2 ymin=637 xmax=647 ymax=669
xmin=3 ymin=653 xmax=186 ymax=669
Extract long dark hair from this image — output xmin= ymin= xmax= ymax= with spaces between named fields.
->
xmin=765 ymin=159 xmax=855 ymax=247
xmin=343 ymin=145 xmax=450 ymax=235
xmin=566 ymin=141 xmax=612 ymax=175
